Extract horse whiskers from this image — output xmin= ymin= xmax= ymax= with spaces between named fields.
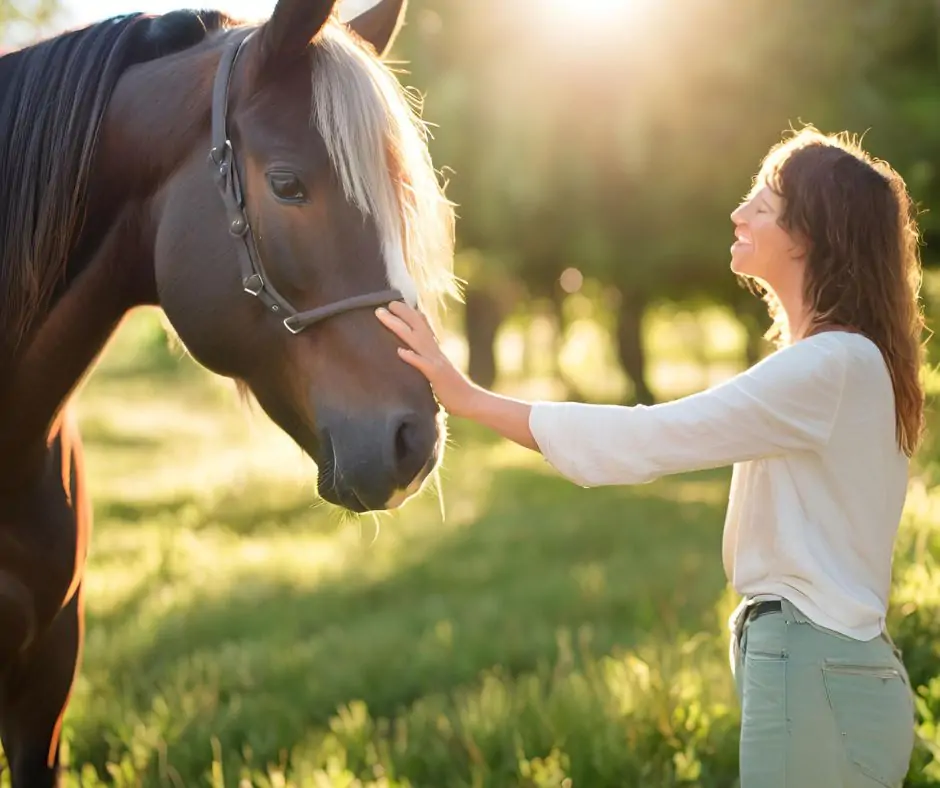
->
xmin=433 ymin=465 xmax=446 ymax=522
xmin=362 ymin=511 xmax=381 ymax=547
xmin=327 ymin=433 xmax=351 ymax=503
xmin=318 ymin=438 xmax=371 ymax=525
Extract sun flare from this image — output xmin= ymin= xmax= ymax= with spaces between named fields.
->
xmin=546 ymin=0 xmax=633 ymax=21
xmin=536 ymin=0 xmax=642 ymax=41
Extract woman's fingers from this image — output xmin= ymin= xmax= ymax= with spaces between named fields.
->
xmin=397 ymin=347 xmax=433 ymax=376
xmin=377 ymin=304 xmax=472 ymax=411
xmin=375 ymin=307 xmax=414 ymax=345
xmin=376 ymin=301 xmax=454 ymax=391
xmin=387 ymin=300 xmax=435 ymax=339
xmin=378 ymin=301 xmax=441 ymax=356
xmin=386 ymin=299 xmax=417 ymax=326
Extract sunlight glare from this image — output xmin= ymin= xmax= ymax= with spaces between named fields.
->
xmin=533 ymin=0 xmax=643 ymax=48
xmin=546 ymin=0 xmax=633 ymax=23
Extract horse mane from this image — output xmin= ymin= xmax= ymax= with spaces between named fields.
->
xmin=0 ymin=9 xmax=235 ymax=375
xmin=310 ymin=20 xmax=459 ymax=327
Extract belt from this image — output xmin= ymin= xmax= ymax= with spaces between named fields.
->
xmin=731 ymin=599 xmax=784 ymax=663
xmin=744 ymin=599 xmax=782 ymax=623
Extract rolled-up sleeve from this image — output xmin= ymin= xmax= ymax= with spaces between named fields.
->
xmin=527 ymin=335 xmax=849 ymax=487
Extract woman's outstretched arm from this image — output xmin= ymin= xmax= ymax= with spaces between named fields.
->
xmin=375 ymin=300 xmax=850 ymax=487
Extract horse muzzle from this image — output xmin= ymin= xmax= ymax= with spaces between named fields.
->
xmin=315 ymin=406 xmax=442 ymax=512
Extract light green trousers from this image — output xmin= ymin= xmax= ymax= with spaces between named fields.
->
xmin=730 ymin=597 xmax=917 ymax=787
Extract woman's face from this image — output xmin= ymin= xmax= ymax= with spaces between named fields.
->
xmin=729 ymin=184 xmax=805 ymax=289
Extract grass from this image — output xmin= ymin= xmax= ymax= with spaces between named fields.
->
xmin=3 ymin=307 xmax=938 ymax=786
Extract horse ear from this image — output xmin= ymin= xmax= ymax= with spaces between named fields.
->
xmin=257 ymin=0 xmax=337 ymax=76
xmin=345 ymin=0 xmax=407 ymax=57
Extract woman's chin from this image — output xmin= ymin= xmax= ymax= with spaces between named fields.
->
xmin=730 ymin=250 xmax=758 ymax=278
xmin=730 ymin=256 xmax=749 ymax=276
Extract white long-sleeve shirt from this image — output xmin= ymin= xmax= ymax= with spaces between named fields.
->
xmin=528 ymin=331 xmax=909 ymax=640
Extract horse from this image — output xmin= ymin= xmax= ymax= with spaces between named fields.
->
xmin=0 ymin=0 xmax=457 ymax=782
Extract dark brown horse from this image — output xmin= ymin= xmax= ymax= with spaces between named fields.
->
xmin=0 ymin=0 xmax=456 ymax=783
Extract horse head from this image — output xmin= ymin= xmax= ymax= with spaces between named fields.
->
xmin=150 ymin=0 xmax=456 ymax=513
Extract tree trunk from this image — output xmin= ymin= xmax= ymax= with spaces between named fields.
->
xmin=464 ymin=286 xmax=503 ymax=388
xmin=615 ymin=288 xmax=655 ymax=405
xmin=732 ymin=299 xmax=770 ymax=367
xmin=547 ymin=291 xmax=589 ymax=401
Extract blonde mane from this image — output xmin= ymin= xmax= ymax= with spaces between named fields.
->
xmin=309 ymin=18 xmax=459 ymax=326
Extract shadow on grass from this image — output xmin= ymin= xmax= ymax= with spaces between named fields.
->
xmin=72 ymin=460 xmax=733 ymax=782
xmin=93 ymin=486 xmax=341 ymax=540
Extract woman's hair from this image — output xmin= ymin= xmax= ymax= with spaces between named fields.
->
xmin=751 ymin=126 xmax=927 ymax=457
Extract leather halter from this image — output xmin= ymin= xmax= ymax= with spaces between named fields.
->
xmin=207 ymin=31 xmax=403 ymax=334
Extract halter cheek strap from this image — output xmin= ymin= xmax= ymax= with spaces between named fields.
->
xmin=207 ymin=31 xmax=403 ymax=334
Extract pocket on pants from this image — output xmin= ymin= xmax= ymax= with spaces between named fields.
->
xmin=822 ymin=659 xmax=915 ymax=787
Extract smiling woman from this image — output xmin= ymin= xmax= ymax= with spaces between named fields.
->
xmin=376 ymin=126 xmax=928 ymax=788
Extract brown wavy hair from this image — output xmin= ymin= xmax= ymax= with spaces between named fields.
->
xmin=751 ymin=126 xmax=927 ymax=457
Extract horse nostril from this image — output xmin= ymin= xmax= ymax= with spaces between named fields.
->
xmin=315 ymin=407 xmax=438 ymax=512
xmin=394 ymin=419 xmax=411 ymax=468
xmin=391 ymin=412 xmax=434 ymax=487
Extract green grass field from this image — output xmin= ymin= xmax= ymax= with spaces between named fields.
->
xmin=6 ymin=307 xmax=939 ymax=787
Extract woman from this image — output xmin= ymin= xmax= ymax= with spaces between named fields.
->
xmin=375 ymin=127 xmax=925 ymax=787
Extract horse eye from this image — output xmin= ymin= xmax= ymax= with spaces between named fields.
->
xmin=267 ymin=171 xmax=307 ymax=203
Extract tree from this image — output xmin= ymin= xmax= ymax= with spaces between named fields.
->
xmin=394 ymin=0 xmax=940 ymax=396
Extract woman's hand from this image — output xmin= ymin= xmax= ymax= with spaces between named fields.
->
xmin=376 ymin=301 xmax=540 ymax=451
xmin=375 ymin=301 xmax=480 ymax=417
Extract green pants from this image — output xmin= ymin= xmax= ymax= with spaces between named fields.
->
xmin=730 ymin=597 xmax=916 ymax=787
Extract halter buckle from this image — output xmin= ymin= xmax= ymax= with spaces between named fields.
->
xmin=208 ymin=141 xmax=233 ymax=178
xmin=243 ymin=274 xmax=264 ymax=296
xmin=283 ymin=316 xmax=304 ymax=335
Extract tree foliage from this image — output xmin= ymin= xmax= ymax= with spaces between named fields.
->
xmin=0 ymin=0 xmax=59 ymax=48
xmin=396 ymin=0 xmax=940 ymax=299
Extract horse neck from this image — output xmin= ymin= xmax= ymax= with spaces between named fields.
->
xmin=0 ymin=211 xmax=144 ymax=486
xmin=0 ymin=34 xmax=233 ymax=483
xmin=102 ymin=26 xmax=250 ymax=194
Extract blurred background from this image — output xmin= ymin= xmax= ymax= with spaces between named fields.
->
xmin=2 ymin=1 xmax=940 ymax=786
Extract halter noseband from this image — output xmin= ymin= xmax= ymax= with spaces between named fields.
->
xmin=207 ymin=31 xmax=403 ymax=334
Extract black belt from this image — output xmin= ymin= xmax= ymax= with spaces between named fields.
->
xmin=744 ymin=599 xmax=782 ymax=623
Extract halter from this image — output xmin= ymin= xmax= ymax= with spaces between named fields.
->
xmin=207 ymin=31 xmax=403 ymax=334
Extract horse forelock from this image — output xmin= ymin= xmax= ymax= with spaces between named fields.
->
xmin=309 ymin=20 xmax=459 ymax=326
